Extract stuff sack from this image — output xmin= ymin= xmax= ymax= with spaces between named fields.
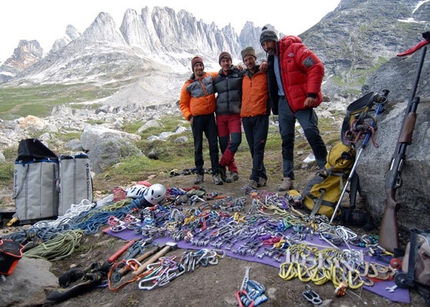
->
xmin=0 ymin=238 xmax=24 ymax=276
xmin=302 ymin=142 xmax=357 ymax=218
xmin=14 ymin=138 xmax=58 ymax=162
xmin=13 ymin=139 xmax=59 ymax=224
xmin=13 ymin=158 xmax=59 ymax=223
xmin=58 ymin=153 xmax=93 ymax=216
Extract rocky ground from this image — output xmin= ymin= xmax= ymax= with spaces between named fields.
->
xmin=0 ymin=157 xmax=426 ymax=307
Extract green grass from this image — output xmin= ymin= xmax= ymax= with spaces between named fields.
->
xmin=0 ymin=88 xmax=345 ymax=188
xmin=0 ymin=84 xmax=118 ymax=119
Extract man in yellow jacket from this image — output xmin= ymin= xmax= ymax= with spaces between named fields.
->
xmin=179 ymin=56 xmax=223 ymax=185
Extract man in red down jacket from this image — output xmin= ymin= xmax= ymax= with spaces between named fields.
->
xmin=260 ymin=27 xmax=327 ymax=192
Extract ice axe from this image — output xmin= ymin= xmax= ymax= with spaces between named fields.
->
xmin=117 ymin=243 xmax=161 ymax=276
xmin=106 ymin=240 xmax=135 ymax=264
xmin=132 ymin=242 xmax=178 ymax=276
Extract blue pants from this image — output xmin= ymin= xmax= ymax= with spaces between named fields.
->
xmin=242 ymin=115 xmax=269 ymax=182
xmin=278 ymin=96 xmax=327 ymax=180
xmin=192 ymin=114 xmax=220 ymax=175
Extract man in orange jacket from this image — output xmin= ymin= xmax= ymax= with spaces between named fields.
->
xmin=240 ymin=46 xmax=271 ymax=189
xmin=179 ymin=56 xmax=223 ymax=185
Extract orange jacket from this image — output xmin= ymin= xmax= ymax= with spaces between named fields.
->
xmin=241 ymin=67 xmax=270 ymax=117
xmin=179 ymin=72 xmax=217 ymax=120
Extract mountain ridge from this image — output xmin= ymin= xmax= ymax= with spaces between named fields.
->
xmin=0 ymin=0 xmax=429 ymax=104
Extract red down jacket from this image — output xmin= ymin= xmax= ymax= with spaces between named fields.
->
xmin=271 ymin=35 xmax=325 ymax=113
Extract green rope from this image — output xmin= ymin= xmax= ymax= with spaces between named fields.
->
xmin=24 ymin=229 xmax=84 ymax=261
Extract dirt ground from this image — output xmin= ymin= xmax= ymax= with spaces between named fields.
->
xmin=1 ymin=160 xmax=425 ymax=307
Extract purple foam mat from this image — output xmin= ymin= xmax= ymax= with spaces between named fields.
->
xmin=103 ymin=227 xmax=410 ymax=303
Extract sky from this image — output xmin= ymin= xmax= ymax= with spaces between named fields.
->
xmin=0 ymin=0 xmax=340 ymax=61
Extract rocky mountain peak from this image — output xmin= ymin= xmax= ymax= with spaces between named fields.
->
xmin=1 ymin=40 xmax=43 ymax=76
xmin=0 ymin=0 xmax=429 ymax=102
xmin=83 ymin=12 xmax=126 ymax=45
xmin=50 ymin=25 xmax=81 ymax=54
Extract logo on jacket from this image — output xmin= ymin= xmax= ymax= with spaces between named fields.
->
xmin=304 ymin=57 xmax=315 ymax=68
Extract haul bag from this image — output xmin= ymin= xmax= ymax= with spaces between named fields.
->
xmin=58 ymin=153 xmax=93 ymax=215
xmin=13 ymin=158 xmax=59 ymax=224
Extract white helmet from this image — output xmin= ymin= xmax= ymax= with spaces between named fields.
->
xmin=143 ymin=183 xmax=166 ymax=206
xmin=127 ymin=185 xmax=147 ymax=199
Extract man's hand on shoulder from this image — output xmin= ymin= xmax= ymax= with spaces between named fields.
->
xmin=234 ymin=64 xmax=245 ymax=71
xmin=259 ymin=61 xmax=268 ymax=72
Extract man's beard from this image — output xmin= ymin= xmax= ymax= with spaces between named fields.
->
xmin=266 ymin=47 xmax=276 ymax=55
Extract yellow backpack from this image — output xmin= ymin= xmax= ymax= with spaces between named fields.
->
xmin=303 ymin=142 xmax=357 ymax=218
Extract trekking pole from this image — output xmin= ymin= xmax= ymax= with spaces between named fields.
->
xmin=330 ymin=90 xmax=390 ymax=223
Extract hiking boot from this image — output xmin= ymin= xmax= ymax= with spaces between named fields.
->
xmin=212 ymin=173 xmax=223 ymax=185
xmin=194 ymin=174 xmax=204 ymax=185
xmin=247 ymin=180 xmax=258 ymax=189
xmin=257 ymin=177 xmax=267 ymax=187
xmin=219 ymin=166 xmax=227 ymax=182
xmin=226 ymin=171 xmax=239 ymax=183
xmin=278 ymin=177 xmax=293 ymax=191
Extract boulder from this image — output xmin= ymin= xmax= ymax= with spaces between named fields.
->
xmin=0 ymin=257 xmax=58 ymax=307
xmin=356 ymin=98 xmax=430 ymax=229
xmin=87 ymin=136 xmax=144 ymax=174
xmin=80 ymin=125 xmax=141 ymax=153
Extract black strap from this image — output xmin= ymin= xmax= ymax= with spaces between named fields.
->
xmin=310 ymin=189 xmax=325 ymax=217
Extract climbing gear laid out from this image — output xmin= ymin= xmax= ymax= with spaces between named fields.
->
xmin=302 ymin=285 xmax=322 ymax=305
xmin=126 ymin=184 xmax=148 ymax=199
xmin=108 ymin=216 xmax=127 ymax=233
xmin=236 ymin=267 xmax=267 ymax=307
xmin=143 ymin=184 xmax=167 ymax=206
xmin=334 ymin=281 xmax=348 ymax=296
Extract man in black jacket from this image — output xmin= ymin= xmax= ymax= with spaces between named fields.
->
xmin=214 ymin=52 xmax=245 ymax=183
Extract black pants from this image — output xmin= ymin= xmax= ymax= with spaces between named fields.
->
xmin=242 ymin=115 xmax=269 ymax=182
xmin=192 ymin=114 xmax=220 ymax=175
